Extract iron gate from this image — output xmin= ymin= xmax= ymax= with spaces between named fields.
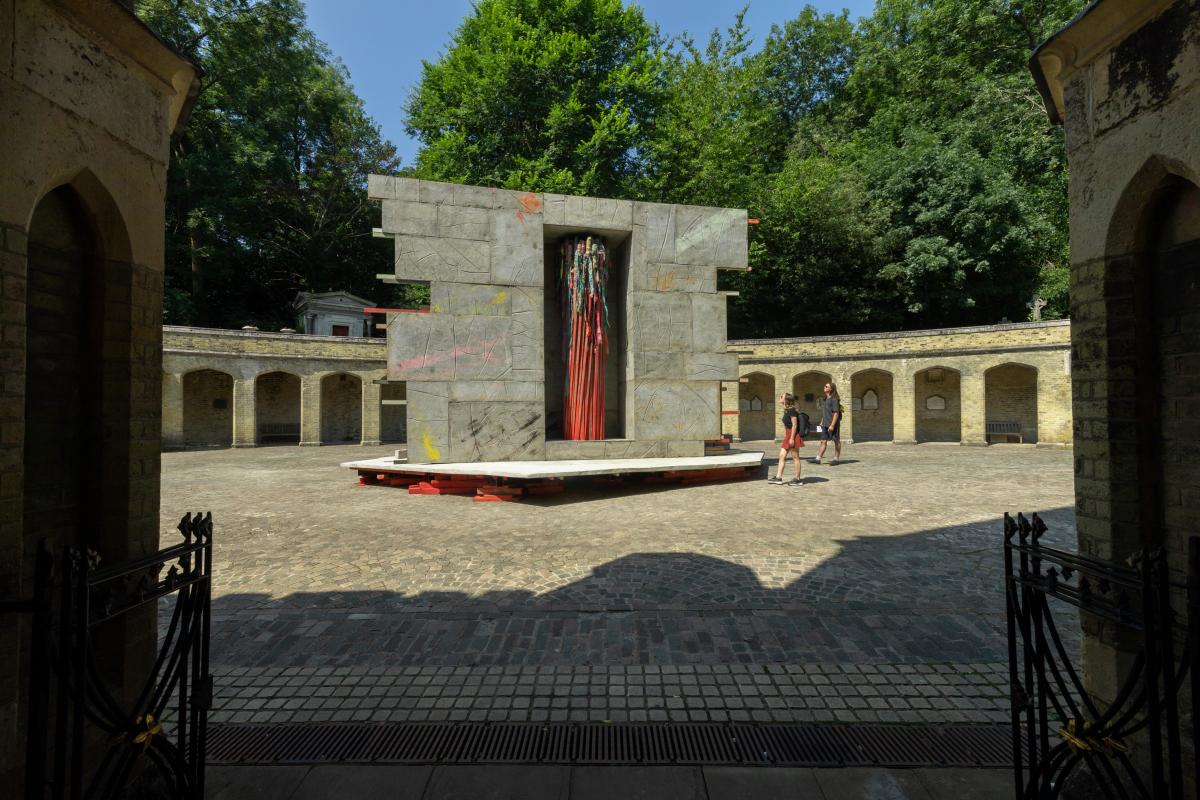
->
xmin=18 ymin=511 xmax=214 ymax=799
xmin=1005 ymin=512 xmax=1199 ymax=799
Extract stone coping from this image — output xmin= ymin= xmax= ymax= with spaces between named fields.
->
xmin=164 ymin=324 xmax=385 ymax=345
xmin=729 ymin=319 xmax=1070 ymax=347
xmin=342 ymin=452 xmax=763 ymax=479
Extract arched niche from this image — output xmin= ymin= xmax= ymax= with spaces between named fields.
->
xmin=984 ymin=363 xmax=1038 ymax=443
xmin=182 ymin=369 xmax=234 ymax=447
xmin=320 ymin=372 xmax=363 ymax=444
xmin=850 ymin=369 xmax=893 ymax=442
xmin=914 ymin=366 xmax=961 ymax=442
xmin=737 ymin=373 xmax=775 ymax=441
xmin=255 ymin=372 xmax=301 ymax=444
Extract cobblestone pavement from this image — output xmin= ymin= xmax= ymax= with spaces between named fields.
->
xmin=159 ymin=441 xmax=1078 ymax=726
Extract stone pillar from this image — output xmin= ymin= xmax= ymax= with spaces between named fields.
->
xmin=833 ymin=372 xmax=853 ymax=444
xmin=361 ymin=378 xmax=382 ymax=446
xmin=773 ymin=368 xmax=789 ymax=442
xmin=893 ymin=369 xmax=917 ymax=444
xmin=960 ymin=371 xmax=988 ymax=445
xmin=162 ymin=372 xmax=184 ymax=450
xmin=299 ymin=373 xmax=322 ymax=446
xmin=720 ymin=383 xmax=739 ymax=443
xmin=232 ymin=377 xmax=257 ymax=447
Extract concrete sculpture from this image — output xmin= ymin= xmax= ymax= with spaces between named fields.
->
xmin=367 ymin=176 xmax=747 ymax=464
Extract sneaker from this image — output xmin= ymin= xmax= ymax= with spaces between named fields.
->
xmin=767 ymin=476 xmax=782 ymax=484
xmin=787 ymin=478 xmax=803 ymax=486
xmin=813 ymin=457 xmax=821 ymax=464
xmin=830 ymin=459 xmax=838 ymax=466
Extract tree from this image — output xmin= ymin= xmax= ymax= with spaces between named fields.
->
xmin=137 ymin=0 xmax=400 ymax=328
xmin=640 ymin=10 xmax=788 ymax=209
xmin=405 ymin=0 xmax=666 ymax=197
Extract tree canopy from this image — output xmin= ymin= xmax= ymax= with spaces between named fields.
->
xmin=138 ymin=0 xmax=399 ymax=329
xmin=141 ymin=0 xmax=1085 ymax=336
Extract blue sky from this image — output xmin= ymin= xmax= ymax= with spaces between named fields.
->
xmin=303 ymin=0 xmax=876 ymax=166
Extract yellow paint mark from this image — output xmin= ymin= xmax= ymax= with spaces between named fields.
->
xmin=430 ymin=303 xmax=443 ymax=313
xmin=422 ymin=430 xmax=442 ymax=461
xmin=490 ymin=290 xmax=508 ymax=306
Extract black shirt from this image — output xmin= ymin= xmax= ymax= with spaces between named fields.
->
xmin=782 ymin=407 xmax=800 ymax=431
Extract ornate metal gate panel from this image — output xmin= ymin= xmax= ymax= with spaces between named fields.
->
xmin=1005 ymin=512 xmax=1199 ymax=799
xmin=22 ymin=511 xmax=213 ymax=799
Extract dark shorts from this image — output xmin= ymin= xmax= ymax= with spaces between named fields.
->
xmin=821 ymin=426 xmax=840 ymax=442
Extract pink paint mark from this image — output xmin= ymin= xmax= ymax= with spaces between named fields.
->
xmin=394 ymin=338 xmax=503 ymax=371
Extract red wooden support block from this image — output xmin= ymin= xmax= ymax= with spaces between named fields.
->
xmin=474 ymin=494 xmax=521 ymax=502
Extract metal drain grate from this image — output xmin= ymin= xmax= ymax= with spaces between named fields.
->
xmin=206 ymin=722 xmax=1013 ymax=768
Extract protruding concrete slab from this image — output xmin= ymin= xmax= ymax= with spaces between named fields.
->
xmin=381 ymin=199 xmax=438 ymax=237
xmin=631 ymin=291 xmax=691 ymax=351
xmin=448 ymin=400 xmax=544 ymax=461
xmin=430 ymin=283 xmax=513 ymax=316
xmin=388 ymin=315 xmax=512 ymax=381
xmin=342 ymin=450 xmax=762 ymax=479
xmin=419 ymin=179 xmax=497 ymax=209
xmin=633 ymin=381 xmax=720 ymax=440
xmin=394 ymin=235 xmax=491 ymax=284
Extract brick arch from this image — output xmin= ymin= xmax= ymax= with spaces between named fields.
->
xmin=850 ymin=368 xmax=894 ymax=442
xmin=738 ymin=372 xmax=775 ymax=441
xmin=255 ymin=371 xmax=302 ymax=444
xmin=319 ymin=372 xmax=363 ymax=444
xmin=181 ymin=368 xmax=234 ymax=447
xmin=913 ymin=365 xmax=961 ymax=443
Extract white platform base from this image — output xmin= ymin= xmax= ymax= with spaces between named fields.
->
xmin=342 ymin=451 xmax=763 ymax=480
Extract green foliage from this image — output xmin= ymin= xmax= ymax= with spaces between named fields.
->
xmin=145 ymin=0 xmax=1084 ymax=337
xmin=405 ymin=0 xmax=665 ymax=197
xmin=137 ymin=0 xmax=399 ymax=330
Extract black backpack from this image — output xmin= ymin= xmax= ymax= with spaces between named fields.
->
xmin=797 ymin=412 xmax=811 ymax=437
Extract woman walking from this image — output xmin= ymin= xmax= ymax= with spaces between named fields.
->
xmin=768 ymin=393 xmax=805 ymax=486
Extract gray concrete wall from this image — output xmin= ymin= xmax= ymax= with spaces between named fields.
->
xmin=371 ymin=177 xmax=746 ymax=464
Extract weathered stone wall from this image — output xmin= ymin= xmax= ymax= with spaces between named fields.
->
xmin=1037 ymin=0 xmax=1200 ymax=728
xmin=370 ymin=176 xmax=746 ymax=463
xmin=0 ymin=0 xmax=197 ymax=790
xmin=721 ymin=321 xmax=1073 ymax=446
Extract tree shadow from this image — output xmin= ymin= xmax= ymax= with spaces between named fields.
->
xmin=199 ymin=507 xmax=1079 ymax=670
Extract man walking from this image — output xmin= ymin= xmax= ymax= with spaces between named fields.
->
xmin=814 ymin=381 xmax=842 ymax=465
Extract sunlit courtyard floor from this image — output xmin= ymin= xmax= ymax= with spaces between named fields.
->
xmin=160 ymin=440 xmax=1076 ymax=727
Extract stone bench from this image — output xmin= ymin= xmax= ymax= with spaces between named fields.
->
xmin=986 ymin=421 xmax=1023 ymax=443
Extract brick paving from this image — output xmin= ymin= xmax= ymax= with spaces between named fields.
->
xmin=159 ymin=441 xmax=1078 ymax=727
